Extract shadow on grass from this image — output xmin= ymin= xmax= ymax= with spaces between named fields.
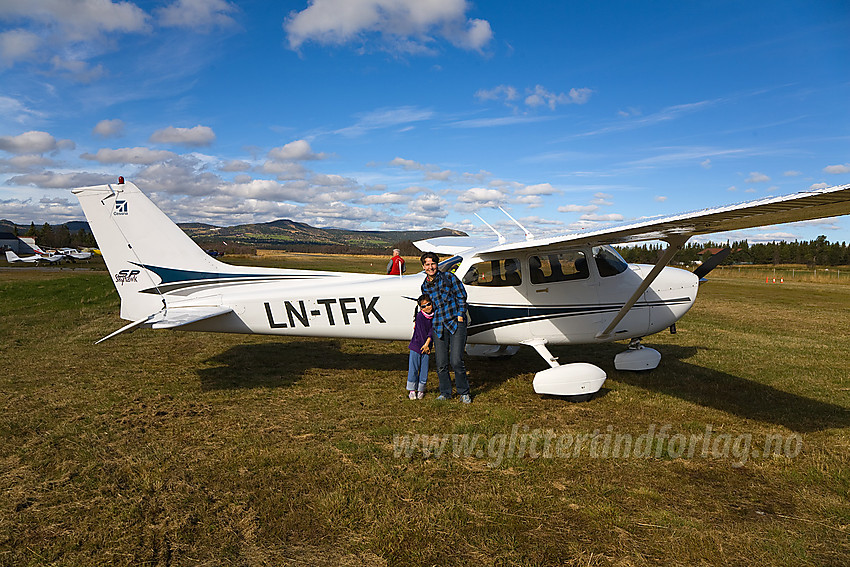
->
xmin=579 ymin=343 xmax=850 ymax=433
xmin=198 ymin=339 xmax=848 ymax=432
xmin=197 ymin=339 xmax=406 ymax=391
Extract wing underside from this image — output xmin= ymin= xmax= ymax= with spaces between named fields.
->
xmin=475 ymin=184 xmax=850 ymax=258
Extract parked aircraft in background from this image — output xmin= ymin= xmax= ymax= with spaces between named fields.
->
xmin=5 ymin=250 xmax=64 ymax=264
xmin=73 ymin=179 xmax=850 ymax=400
xmin=58 ymin=248 xmax=94 ymax=260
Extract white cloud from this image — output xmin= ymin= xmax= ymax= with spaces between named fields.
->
xmin=409 ymin=193 xmax=449 ymax=217
xmin=390 ymin=157 xmax=421 ymax=170
xmin=654 ymin=195 xmax=667 ymax=202
xmin=745 ymin=171 xmax=770 ymax=183
xmin=783 ymin=170 xmax=801 ymax=177
xmin=219 ymin=159 xmax=251 ymax=172
xmin=150 ymin=125 xmax=216 ymax=147
xmin=336 ymin=106 xmax=434 ymax=137
xmin=81 ymin=147 xmax=178 ymax=164
xmin=0 ymin=1 xmax=150 ymax=42
xmin=809 ymin=182 xmax=829 ymax=190
xmin=824 ymin=163 xmax=850 ymax=174
xmin=157 ymin=0 xmax=238 ymax=31
xmin=512 ymin=195 xmax=542 ymax=207
xmin=0 ymin=96 xmax=45 ymax=124
xmin=360 ymin=192 xmax=409 ymax=205
xmin=580 ymin=213 xmax=624 ymax=222
xmin=425 ymin=170 xmax=452 ymax=181
xmin=591 ymin=192 xmax=613 ymax=206
xmin=137 ymin=161 xmax=222 ymax=196
xmin=475 ymin=85 xmax=518 ymax=103
xmin=476 ymin=84 xmax=592 ymax=110
xmin=525 ymin=85 xmax=593 ymax=109
xmin=0 ymin=29 xmax=41 ymax=65
xmin=700 ymin=159 xmax=711 ymax=169
xmin=0 ymin=154 xmax=56 ymax=171
xmin=260 ymin=160 xmax=308 ymax=180
xmin=284 ymin=0 xmax=493 ymax=54
xmin=50 ymin=55 xmax=105 ymax=83
xmin=268 ymin=139 xmax=326 ymax=161
xmin=93 ymin=119 xmax=125 ymax=138
xmin=8 ymin=171 xmax=114 ymax=189
xmin=517 ymin=183 xmax=557 ymax=196
xmin=557 ymin=204 xmax=598 ymax=213
xmin=0 ymin=131 xmax=74 ymax=154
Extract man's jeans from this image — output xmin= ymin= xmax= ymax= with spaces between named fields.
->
xmin=433 ymin=321 xmax=469 ymax=397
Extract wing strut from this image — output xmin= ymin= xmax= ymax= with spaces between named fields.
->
xmin=596 ymin=235 xmax=689 ymax=339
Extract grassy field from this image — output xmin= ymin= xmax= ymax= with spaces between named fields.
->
xmin=1 ymin=258 xmax=849 ymax=566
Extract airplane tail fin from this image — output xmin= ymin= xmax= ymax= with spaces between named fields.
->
xmin=5 ymin=250 xmax=21 ymax=262
xmin=72 ymin=179 xmax=228 ymax=320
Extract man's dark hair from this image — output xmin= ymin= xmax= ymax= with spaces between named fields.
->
xmin=420 ymin=251 xmax=439 ymax=265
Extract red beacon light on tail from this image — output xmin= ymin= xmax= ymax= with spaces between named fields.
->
xmin=117 ymin=176 xmax=125 ymax=184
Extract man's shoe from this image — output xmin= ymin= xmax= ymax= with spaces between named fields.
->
xmin=436 ymin=394 xmax=451 ymax=401
xmin=408 ymin=391 xmax=416 ymax=400
xmin=460 ymin=394 xmax=472 ymax=404
xmin=417 ymin=391 xmax=425 ymax=400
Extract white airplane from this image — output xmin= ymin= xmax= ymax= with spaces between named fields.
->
xmin=58 ymin=247 xmax=94 ymax=260
xmin=72 ymin=179 xmax=850 ymax=400
xmin=5 ymin=250 xmax=64 ymax=264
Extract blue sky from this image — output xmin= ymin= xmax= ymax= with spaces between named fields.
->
xmin=1 ymin=0 xmax=849 ymax=244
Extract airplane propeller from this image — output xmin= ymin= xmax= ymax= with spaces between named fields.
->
xmin=693 ymin=247 xmax=732 ymax=281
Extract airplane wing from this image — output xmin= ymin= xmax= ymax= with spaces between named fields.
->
xmin=413 ymin=236 xmax=498 ymax=255
xmin=475 ymin=183 xmax=850 ymax=258
xmin=95 ymin=305 xmax=234 ymax=344
xmin=444 ymin=183 xmax=850 ymax=340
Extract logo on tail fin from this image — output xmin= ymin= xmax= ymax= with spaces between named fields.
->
xmin=115 ymin=269 xmax=140 ymax=284
xmin=114 ymin=200 xmax=128 ymax=215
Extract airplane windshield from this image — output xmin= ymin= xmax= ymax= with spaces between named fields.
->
xmin=592 ymin=245 xmax=628 ymax=277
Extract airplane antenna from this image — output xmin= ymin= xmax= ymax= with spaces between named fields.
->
xmin=499 ymin=206 xmax=534 ymax=241
xmin=474 ymin=213 xmax=506 ymax=245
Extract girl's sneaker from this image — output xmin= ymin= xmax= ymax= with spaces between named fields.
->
xmin=417 ymin=391 xmax=425 ymax=400
xmin=408 ymin=391 xmax=416 ymax=400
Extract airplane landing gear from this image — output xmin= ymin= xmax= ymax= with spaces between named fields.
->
xmin=522 ymin=339 xmax=606 ymax=399
xmin=614 ymin=337 xmax=661 ymax=371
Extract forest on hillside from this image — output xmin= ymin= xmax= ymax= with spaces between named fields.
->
xmin=618 ymin=236 xmax=849 ymax=266
xmin=10 ymin=222 xmax=97 ymax=249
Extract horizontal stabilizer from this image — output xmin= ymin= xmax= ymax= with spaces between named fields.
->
xmin=95 ymin=306 xmax=233 ymax=343
xmin=148 ymin=306 xmax=234 ymax=329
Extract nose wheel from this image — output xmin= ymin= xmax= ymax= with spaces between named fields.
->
xmin=614 ymin=337 xmax=661 ymax=371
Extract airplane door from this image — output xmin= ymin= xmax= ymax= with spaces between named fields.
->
xmin=460 ymin=257 xmax=531 ymax=344
xmin=592 ymin=246 xmax=649 ymax=337
xmin=526 ymin=250 xmax=602 ymax=343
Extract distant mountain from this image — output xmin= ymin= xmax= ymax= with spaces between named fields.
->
xmin=1 ymin=216 xmax=466 ymax=253
xmin=179 ymin=218 xmax=466 ymax=251
xmin=0 ymin=219 xmax=92 ymax=234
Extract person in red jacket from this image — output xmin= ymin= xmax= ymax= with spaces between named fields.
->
xmin=387 ymin=248 xmax=405 ymax=275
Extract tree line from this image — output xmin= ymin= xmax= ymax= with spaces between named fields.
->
xmin=15 ymin=222 xmax=98 ymax=249
xmin=617 ymin=235 xmax=850 ymax=266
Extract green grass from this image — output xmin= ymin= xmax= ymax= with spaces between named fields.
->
xmin=1 ymin=262 xmax=849 ymax=566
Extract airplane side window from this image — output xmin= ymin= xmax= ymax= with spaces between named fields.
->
xmin=593 ymin=246 xmax=628 ymax=277
xmin=462 ymin=258 xmax=522 ymax=287
xmin=529 ymin=251 xmax=588 ymax=284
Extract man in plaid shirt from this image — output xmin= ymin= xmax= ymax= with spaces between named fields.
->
xmin=420 ymin=252 xmax=472 ymax=403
